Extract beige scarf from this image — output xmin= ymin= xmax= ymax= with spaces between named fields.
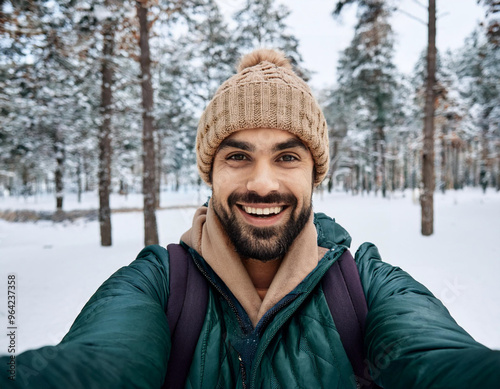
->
xmin=181 ymin=200 xmax=328 ymax=327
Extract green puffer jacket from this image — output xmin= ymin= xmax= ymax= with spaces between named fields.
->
xmin=1 ymin=213 xmax=499 ymax=388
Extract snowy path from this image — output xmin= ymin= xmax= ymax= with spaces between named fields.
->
xmin=0 ymin=187 xmax=499 ymax=354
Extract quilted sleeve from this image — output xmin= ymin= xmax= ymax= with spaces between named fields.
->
xmin=355 ymin=242 xmax=500 ymax=389
xmin=0 ymin=245 xmax=171 ymax=389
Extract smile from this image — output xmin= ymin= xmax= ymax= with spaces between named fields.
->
xmin=242 ymin=205 xmax=284 ymax=216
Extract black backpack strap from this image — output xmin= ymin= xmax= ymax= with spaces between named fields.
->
xmin=323 ymin=249 xmax=380 ymax=389
xmin=164 ymin=243 xmax=208 ymax=389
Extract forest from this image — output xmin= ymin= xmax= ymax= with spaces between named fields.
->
xmin=0 ymin=0 xmax=499 ymax=244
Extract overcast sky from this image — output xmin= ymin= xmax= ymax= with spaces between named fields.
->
xmin=218 ymin=0 xmax=486 ymax=90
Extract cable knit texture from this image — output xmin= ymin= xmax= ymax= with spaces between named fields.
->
xmin=196 ymin=48 xmax=329 ymax=186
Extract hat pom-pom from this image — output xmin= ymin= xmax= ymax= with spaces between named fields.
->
xmin=237 ymin=48 xmax=293 ymax=72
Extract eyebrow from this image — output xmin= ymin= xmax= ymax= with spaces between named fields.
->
xmin=272 ymin=138 xmax=308 ymax=153
xmin=217 ymin=137 xmax=308 ymax=153
xmin=218 ymin=139 xmax=255 ymax=152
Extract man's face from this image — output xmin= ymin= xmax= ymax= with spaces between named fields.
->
xmin=211 ymin=128 xmax=315 ymax=262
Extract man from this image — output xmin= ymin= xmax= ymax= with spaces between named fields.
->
xmin=1 ymin=49 xmax=499 ymax=389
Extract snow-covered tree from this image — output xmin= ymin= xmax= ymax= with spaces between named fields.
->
xmin=454 ymin=29 xmax=500 ymax=191
xmin=233 ymin=0 xmax=307 ymax=79
xmin=0 ymin=0 xmax=93 ymax=209
xmin=478 ymin=0 xmax=500 ymax=47
xmin=334 ymin=0 xmax=399 ymax=197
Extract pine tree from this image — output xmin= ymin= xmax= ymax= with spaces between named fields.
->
xmin=188 ymin=0 xmax=238 ymax=103
xmin=151 ymin=0 xmax=237 ymax=192
xmin=454 ymin=29 xmax=500 ymax=192
xmin=411 ymin=49 xmax=469 ymax=193
xmin=1 ymin=0 xmax=88 ymax=209
xmin=233 ymin=0 xmax=307 ymax=78
xmin=334 ymin=0 xmax=399 ymax=197
xmin=155 ymin=44 xmax=198 ymax=191
xmin=478 ymin=0 xmax=500 ymax=47
xmin=320 ymin=88 xmax=351 ymax=192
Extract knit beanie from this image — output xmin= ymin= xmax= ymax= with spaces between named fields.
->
xmin=196 ymin=48 xmax=329 ymax=186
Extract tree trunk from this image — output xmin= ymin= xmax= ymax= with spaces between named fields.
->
xmin=155 ymin=129 xmax=162 ymax=209
xmin=420 ymin=0 xmax=436 ymax=236
xmin=375 ymin=126 xmax=386 ymax=197
xmin=137 ymin=0 xmax=158 ymax=246
xmin=403 ymin=144 xmax=408 ymax=190
xmin=452 ymin=145 xmax=460 ymax=190
xmin=326 ymin=136 xmax=341 ymax=192
xmin=365 ymin=139 xmax=372 ymax=194
xmin=83 ymin=153 xmax=92 ymax=192
xmin=391 ymin=149 xmax=396 ymax=193
xmin=98 ymin=19 xmax=114 ymax=247
xmin=372 ymin=137 xmax=378 ymax=195
xmin=21 ymin=165 xmax=29 ymax=197
xmin=497 ymin=142 xmax=500 ymax=191
xmin=440 ymin=126 xmax=446 ymax=193
xmin=355 ymin=151 xmax=361 ymax=194
xmin=54 ymin=127 xmax=65 ymax=211
xmin=77 ymin=156 xmax=82 ymax=203
xmin=480 ymin=112 xmax=490 ymax=193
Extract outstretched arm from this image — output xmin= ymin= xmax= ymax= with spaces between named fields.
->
xmin=356 ymin=242 xmax=500 ymax=389
xmin=0 ymin=245 xmax=171 ymax=389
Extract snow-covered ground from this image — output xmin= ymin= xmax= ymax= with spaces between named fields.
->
xmin=0 ymin=187 xmax=499 ymax=355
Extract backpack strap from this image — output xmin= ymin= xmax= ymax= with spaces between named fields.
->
xmin=163 ymin=243 xmax=208 ymax=389
xmin=323 ymin=248 xmax=380 ymax=389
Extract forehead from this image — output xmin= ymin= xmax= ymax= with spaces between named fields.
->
xmin=219 ymin=128 xmax=307 ymax=151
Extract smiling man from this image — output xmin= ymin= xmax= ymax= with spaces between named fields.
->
xmin=212 ymin=129 xmax=314 ymax=262
xmin=2 ymin=49 xmax=500 ymax=389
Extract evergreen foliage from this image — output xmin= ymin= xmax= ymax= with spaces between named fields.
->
xmin=0 ymin=0 xmax=499 ymax=225
xmin=333 ymin=0 xmax=399 ymax=196
xmin=233 ymin=0 xmax=308 ymax=79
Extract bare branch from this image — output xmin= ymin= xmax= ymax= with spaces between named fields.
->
xmin=396 ymin=8 xmax=427 ymax=26
xmin=411 ymin=0 xmax=428 ymax=11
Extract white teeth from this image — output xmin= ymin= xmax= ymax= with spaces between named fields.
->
xmin=243 ymin=206 xmax=283 ymax=215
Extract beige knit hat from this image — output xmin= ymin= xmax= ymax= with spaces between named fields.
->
xmin=196 ymin=48 xmax=329 ymax=186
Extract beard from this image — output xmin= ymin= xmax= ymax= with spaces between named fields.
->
xmin=212 ymin=191 xmax=312 ymax=262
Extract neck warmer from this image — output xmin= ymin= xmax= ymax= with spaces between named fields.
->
xmin=180 ymin=200 xmax=327 ymax=327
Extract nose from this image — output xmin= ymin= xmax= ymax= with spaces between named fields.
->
xmin=246 ymin=160 xmax=279 ymax=196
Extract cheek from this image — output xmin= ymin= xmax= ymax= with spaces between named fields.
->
xmin=217 ymin=168 xmax=236 ymax=187
xmin=212 ymin=162 xmax=241 ymax=201
xmin=299 ymin=176 xmax=314 ymax=208
xmin=283 ymin=168 xmax=314 ymax=196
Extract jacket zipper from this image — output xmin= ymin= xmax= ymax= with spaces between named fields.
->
xmin=238 ymin=354 xmax=247 ymax=389
xmin=190 ymin=246 xmax=347 ymax=388
xmin=248 ymin=294 xmax=300 ymax=387
xmin=249 ymin=247 xmax=345 ymax=388
xmin=192 ymin=254 xmax=252 ymax=387
xmin=256 ymin=295 xmax=299 ymax=333
xmin=191 ymin=255 xmax=247 ymax=330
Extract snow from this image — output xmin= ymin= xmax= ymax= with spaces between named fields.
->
xmin=0 ymin=187 xmax=499 ymax=355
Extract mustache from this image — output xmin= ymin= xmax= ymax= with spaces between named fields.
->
xmin=227 ymin=191 xmax=297 ymax=207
